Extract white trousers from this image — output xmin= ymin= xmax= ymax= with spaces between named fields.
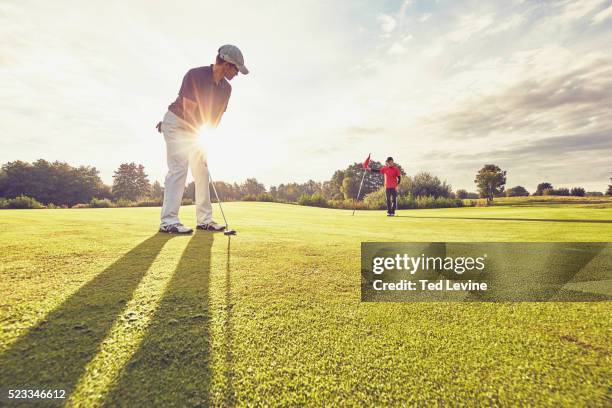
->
xmin=160 ymin=110 xmax=213 ymax=226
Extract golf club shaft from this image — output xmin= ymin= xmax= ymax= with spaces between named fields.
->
xmin=208 ymin=169 xmax=229 ymax=228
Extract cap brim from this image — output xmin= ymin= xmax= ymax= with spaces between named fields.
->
xmin=238 ymin=65 xmax=249 ymax=75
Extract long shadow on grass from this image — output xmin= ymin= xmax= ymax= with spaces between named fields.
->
xmin=223 ymin=237 xmax=236 ymax=406
xmin=394 ymin=215 xmax=612 ymax=223
xmin=0 ymin=233 xmax=176 ymax=402
xmin=102 ymin=230 xmax=214 ymax=407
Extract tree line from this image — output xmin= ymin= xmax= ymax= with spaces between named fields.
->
xmin=1 ymin=159 xmax=610 ymax=209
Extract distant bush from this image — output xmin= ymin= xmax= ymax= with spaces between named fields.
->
xmin=46 ymin=203 xmax=60 ymax=209
xmin=241 ymin=194 xmax=257 ymax=201
xmin=360 ymin=189 xmax=463 ymax=210
xmin=363 ymin=188 xmax=386 ymax=209
xmin=328 ymin=199 xmax=369 ymax=210
xmin=570 ymin=187 xmax=585 ymax=197
xmin=180 ymin=198 xmax=193 ymax=206
xmin=465 ymin=199 xmax=489 ymax=207
xmin=534 ymin=182 xmax=553 ymax=196
xmin=134 ymin=197 xmax=163 ymax=207
xmin=115 ymin=198 xmax=136 ymax=207
xmin=0 ymin=197 xmax=8 ymax=209
xmin=413 ymin=195 xmax=463 ymax=209
xmin=3 ymin=195 xmax=45 ymax=209
xmin=505 ymin=186 xmax=529 ymax=197
xmin=405 ymin=172 xmax=453 ymax=198
xmin=72 ymin=203 xmax=90 ymax=209
xmin=544 ymin=188 xmax=570 ymax=196
xmin=257 ymin=193 xmax=274 ymax=202
xmin=456 ymin=189 xmax=469 ymax=199
xmin=297 ymin=193 xmax=309 ymax=206
xmin=298 ymin=192 xmax=329 ymax=208
xmin=90 ymin=197 xmax=114 ymax=208
xmin=586 ymin=191 xmax=603 ymax=196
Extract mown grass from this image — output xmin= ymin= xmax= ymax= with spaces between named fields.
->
xmin=490 ymin=195 xmax=612 ymax=207
xmin=0 ymin=203 xmax=610 ymax=406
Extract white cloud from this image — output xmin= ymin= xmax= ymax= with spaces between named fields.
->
xmin=420 ymin=13 xmax=432 ymax=22
xmin=2 ymin=0 xmax=611 ymax=192
xmin=447 ymin=14 xmax=495 ymax=43
xmin=388 ymin=42 xmax=406 ymax=55
xmin=485 ymin=14 xmax=524 ymax=35
xmin=398 ymin=0 xmax=413 ymax=17
xmin=557 ymin=0 xmax=607 ymax=24
xmin=377 ymin=14 xmax=397 ymax=36
xmin=591 ymin=4 xmax=612 ymax=25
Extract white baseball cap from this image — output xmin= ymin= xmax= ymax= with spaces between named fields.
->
xmin=218 ymin=44 xmax=249 ymax=75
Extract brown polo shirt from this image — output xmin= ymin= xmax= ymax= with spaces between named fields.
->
xmin=168 ymin=65 xmax=231 ymax=129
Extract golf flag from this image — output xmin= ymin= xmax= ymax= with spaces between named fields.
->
xmin=363 ymin=153 xmax=371 ymax=169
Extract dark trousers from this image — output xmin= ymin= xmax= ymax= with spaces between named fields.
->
xmin=385 ymin=188 xmax=397 ymax=214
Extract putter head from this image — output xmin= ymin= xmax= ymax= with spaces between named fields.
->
xmin=224 ymin=229 xmax=237 ymax=236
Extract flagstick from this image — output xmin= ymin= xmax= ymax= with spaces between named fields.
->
xmin=352 ymin=170 xmax=367 ymax=216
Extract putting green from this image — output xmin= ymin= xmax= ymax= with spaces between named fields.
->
xmin=1 ymin=203 xmax=610 ymax=406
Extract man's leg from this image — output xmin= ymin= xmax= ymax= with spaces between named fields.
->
xmin=391 ymin=188 xmax=397 ymax=214
xmin=190 ymin=148 xmax=213 ymax=225
xmin=385 ymin=188 xmax=393 ymax=214
xmin=160 ymin=115 xmax=191 ymax=227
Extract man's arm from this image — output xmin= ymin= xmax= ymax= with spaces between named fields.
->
xmin=209 ymin=87 xmax=232 ymax=128
xmin=176 ymin=69 xmax=201 ymax=127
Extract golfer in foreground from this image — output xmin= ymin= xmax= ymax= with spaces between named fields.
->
xmin=156 ymin=45 xmax=249 ymax=234
xmin=368 ymin=157 xmax=401 ymax=216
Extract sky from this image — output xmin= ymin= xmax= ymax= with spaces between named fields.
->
xmin=1 ymin=0 xmax=611 ymax=192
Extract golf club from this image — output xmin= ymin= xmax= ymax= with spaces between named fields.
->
xmin=209 ymin=169 xmax=237 ymax=235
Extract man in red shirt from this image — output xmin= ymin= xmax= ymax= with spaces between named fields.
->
xmin=367 ymin=157 xmax=401 ymax=216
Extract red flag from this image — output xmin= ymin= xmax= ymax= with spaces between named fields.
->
xmin=363 ymin=153 xmax=371 ymax=169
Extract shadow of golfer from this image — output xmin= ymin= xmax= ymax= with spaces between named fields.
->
xmin=0 ymin=233 xmax=176 ymax=402
xmin=394 ymin=215 xmax=612 ymax=224
xmin=223 ymin=237 xmax=236 ymax=406
xmin=103 ymin=230 xmax=214 ymax=407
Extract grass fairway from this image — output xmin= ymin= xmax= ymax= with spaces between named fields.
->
xmin=1 ymin=203 xmax=610 ymax=406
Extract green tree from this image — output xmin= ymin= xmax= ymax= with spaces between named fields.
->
xmin=112 ymin=163 xmax=150 ymax=201
xmin=534 ymin=182 xmax=553 ymax=196
xmin=150 ymin=181 xmax=164 ymax=199
xmin=276 ymin=183 xmax=300 ymax=201
xmin=506 ymin=186 xmax=529 ymax=197
xmin=544 ymin=187 xmax=569 ymax=196
xmin=321 ymin=180 xmax=343 ymax=200
xmin=341 ymin=176 xmax=361 ymax=200
xmin=136 ymin=164 xmax=151 ymax=197
xmin=0 ymin=160 xmax=109 ymax=206
xmin=455 ymin=189 xmax=469 ymax=199
xmin=570 ymin=187 xmax=585 ymax=197
xmin=240 ymin=178 xmax=266 ymax=196
xmin=607 ymin=176 xmax=612 ymax=195
xmin=210 ymin=181 xmax=238 ymax=201
xmin=183 ymin=181 xmax=195 ymax=200
xmin=405 ymin=171 xmax=452 ymax=198
xmin=474 ymin=164 xmax=506 ymax=203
